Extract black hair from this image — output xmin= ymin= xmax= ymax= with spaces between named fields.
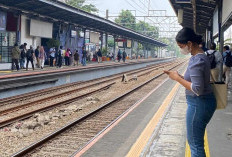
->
xmin=176 ymin=27 xmax=202 ymax=44
xmin=223 ymin=45 xmax=230 ymax=50
xmin=201 ymin=41 xmax=206 ymax=47
xmin=60 ymin=46 xmax=63 ymax=49
xmin=14 ymin=43 xmax=18 ymax=47
xmin=24 ymin=43 xmax=27 ymax=46
xmin=210 ymin=42 xmax=216 ymax=50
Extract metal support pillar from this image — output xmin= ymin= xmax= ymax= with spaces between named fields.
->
xmin=57 ymin=22 xmax=61 ymax=42
xmin=157 ymin=47 xmax=160 ymax=58
xmin=83 ymin=29 xmax=86 ymax=49
xmin=143 ymin=44 xmax=146 ymax=59
xmin=123 ymin=39 xmax=126 ymax=52
xmin=137 ymin=42 xmax=139 ymax=59
xmin=146 ymin=46 xmax=149 ymax=59
xmin=105 ymin=33 xmax=108 ymax=52
xmin=100 ymin=32 xmax=103 ymax=51
xmin=113 ymin=35 xmax=116 ymax=61
xmin=16 ymin=14 xmax=21 ymax=44
xmin=218 ymin=0 xmax=224 ymax=82
xmin=105 ymin=10 xmax=109 ymax=53
xmin=131 ymin=40 xmax=134 ymax=59
xmin=160 ymin=47 xmax=163 ymax=58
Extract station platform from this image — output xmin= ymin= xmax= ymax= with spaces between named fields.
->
xmin=0 ymin=58 xmax=171 ymax=99
xmin=75 ymin=70 xmax=232 ymax=157
xmin=0 ymin=58 xmax=165 ymax=78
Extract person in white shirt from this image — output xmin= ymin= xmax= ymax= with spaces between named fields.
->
xmin=205 ymin=42 xmax=223 ymax=82
xmin=49 ymin=47 xmax=56 ymax=67
xmin=222 ymin=45 xmax=231 ymax=85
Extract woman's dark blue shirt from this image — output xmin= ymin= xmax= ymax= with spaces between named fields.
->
xmin=184 ymin=53 xmax=213 ymax=96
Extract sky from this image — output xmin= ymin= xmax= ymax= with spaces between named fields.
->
xmin=85 ymin=0 xmax=176 ymax=19
xmin=83 ymin=0 xmax=180 ymax=38
xmin=58 ymin=0 xmax=180 ymax=38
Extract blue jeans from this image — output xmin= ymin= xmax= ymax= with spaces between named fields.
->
xmin=20 ymin=58 xmax=25 ymax=69
xmin=186 ymin=93 xmax=216 ymax=157
xmin=82 ymin=57 xmax=86 ymax=66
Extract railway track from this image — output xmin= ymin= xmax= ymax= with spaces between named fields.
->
xmin=0 ymin=60 xmax=173 ymax=107
xmin=0 ymin=61 xmax=178 ymax=128
xmin=11 ymin=60 xmax=186 ymax=157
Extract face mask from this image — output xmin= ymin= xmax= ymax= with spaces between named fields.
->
xmin=180 ymin=45 xmax=191 ymax=55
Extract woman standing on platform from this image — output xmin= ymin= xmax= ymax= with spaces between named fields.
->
xmin=39 ymin=46 xmax=45 ymax=69
xmin=65 ymin=48 xmax=70 ymax=66
xmin=73 ymin=50 xmax=79 ymax=66
xmin=164 ymin=27 xmax=216 ymax=157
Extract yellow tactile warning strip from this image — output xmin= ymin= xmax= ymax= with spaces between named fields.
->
xmin=75 ymin=78 xmax=170 ymax=157
xmin=185 ymin=130 xmax=210 ymax=157
xmin=126 ymin=82 xmax=180 ymax=157
xmin=0 ymin=71 xmax=11 ymax=73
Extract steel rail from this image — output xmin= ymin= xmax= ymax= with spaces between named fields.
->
xmin=0 ymin=61 xmax=174 ymax=109
xmin=0 ymin=61 xmax=178 ymax=128
xmin=0 ymin=59 xmax=170 ymax=105
xmin=11 ymin=61 xmax=185 ymax=157
xmin=0 ymin=82 xmax=115 ymax=128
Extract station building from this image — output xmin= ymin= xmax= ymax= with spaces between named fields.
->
xmin=169 ymin=0 xmax=232 ymax=52
xmin=0 ymin=0 xmax=166 ymax=70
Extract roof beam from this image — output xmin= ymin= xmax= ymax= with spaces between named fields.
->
xmin=192 ymin=0 xmax=197 ymax=32
xmin=196 ymin=1 xmax=216 ymax=10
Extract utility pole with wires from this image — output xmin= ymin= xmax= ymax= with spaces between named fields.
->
xmin=108 ymin=10 xmax=181 ymax=38
xmin=106 ymin=0 xmax=182 ymax=38
xmin=105 ymin=9 xmax=109 ymax=52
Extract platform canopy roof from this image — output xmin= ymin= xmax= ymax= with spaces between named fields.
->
xmin=0 ymin=0 xmax=166 ymax=47
xmin=169 ymin=0 xmax=217 ymax=35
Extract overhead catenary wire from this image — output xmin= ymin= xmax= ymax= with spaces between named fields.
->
xmin=128 ymin=0 xmax=148 ymax=15
xmin=125 ymin=0 xmax=147 ymax=15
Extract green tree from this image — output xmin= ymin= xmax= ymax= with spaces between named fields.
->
xmin=224 ymin=38 xmax=232 ymax=47
xmin=46 ymin=39 xmax=60 ymax=48
xmin=115 ymin=10 xmax=136 ymax=30
xmin=160 ymin=37 xmax=182 ymax=57
xmin=65 ymin=0 xmax=98 ymax=13
xmin=102 ymin=47 xmax=108 ymax=56
xmin=136 ymin=21 xmax=159 ymax=38
xmin=108 ymin=39 xmax=114 ymax=47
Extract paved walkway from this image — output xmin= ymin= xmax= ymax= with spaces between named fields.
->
xmin=78 ymin=64 xmax=232 ymax=157
xmin=145 ymin=86 xmax=187 ymax=157
xmin=207 ymin=74 xmax=232 ymax=157
xmin=145 ymin=73 xmax=232 ymax=157
xmin=0 ymin=58 xmax=165 ymax=74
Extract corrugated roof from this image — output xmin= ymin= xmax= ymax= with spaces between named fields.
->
xmin=0 ymin=0 xmax=167 ymax=46
xmin=169 ymin=0 xmax=216 ymax=35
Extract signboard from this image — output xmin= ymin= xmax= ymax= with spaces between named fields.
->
xmin=0 ymin=12 xmax=6 ymax=31
xmin=127 ymin=40 xmax=132 ymax=48
xmin=30 ymin=19 xmax=53 ymax=38
xmin=85 ymin=31 xmax=90 ymax=38
xmin=213 ymin=8 xmax=218 ymax=37
xmin=134 ymin=41 xmax=138 ymax=49
xmin=118 ymin=42 xmax=123 ymax=47
xmin=79 ymin=31 xmax=84 ymax=38
xmin=90 ymin=32 xmax=100 ymax=44
xmin=85 ymin=39 xmax=90 ymax=44
xmin=175 ymin=0 xmax=191 ymax=3
xmin=222 ymin=0 xmax=232 ymax=24
xmin=116 ymin=38 xmax=127 ymax=42
xmin=178 ymin=9 xmax=183 ymax=24
xmin=71 ymin=30 xmax=77 ymax=38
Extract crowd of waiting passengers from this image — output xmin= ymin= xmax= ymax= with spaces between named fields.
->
xmin=11 ymin=43 xmax=128 ymax=71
